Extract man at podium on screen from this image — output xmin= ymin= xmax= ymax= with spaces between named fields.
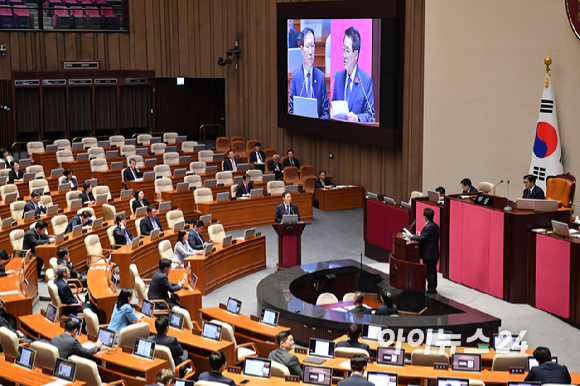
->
xmin=275 ymin=191 xmax=300 ymax=223
xmin=288 ymin=27 xmax=329 ymax=120
xmin=405 ymin=208 xmax=439 ymax=294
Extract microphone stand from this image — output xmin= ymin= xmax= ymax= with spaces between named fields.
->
xmin=503 ymin=180 xmax=512 ymax=211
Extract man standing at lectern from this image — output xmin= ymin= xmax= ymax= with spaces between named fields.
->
xmin=407 ymin=208 xmax=439 ymax=294
xmin=275 ymin=191 xmax=300 ymax=223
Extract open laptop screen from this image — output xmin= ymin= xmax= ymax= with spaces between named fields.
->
xmin=243 ymin=357 xmax=271 ymax=379
xmin=202 ymin=321 xmax=222 ymax=341
xmin=367 ymin=372 xmax=398 ymax=386
xmin=260 ymin=309 xmax=279 ymax=327
xmin=308 ymin=338 xmax=335 ymax=358
xmin=226 ymin=298 xmax=242 ymax=315
xmin=451 ymin=353 xmax=481 ymax=372
xmin=54 ymin=358 xmax=77 ymax=382
xmin=134 ymin=337 xmax=155 ymax=360
xmin=376 ymin=347 xmax=405 ymax=366
xmin=303 ymin=365 xmax=333 ymax=386
xmin=98 ymin=327 xmax=116 ymax=348
xmin=436 ymin=378 xmax=469 ymax=386
xmin=16 ymin=346 xmax=36 ymax=369
xmin=362 ymin=324 xmax=383 ymax=341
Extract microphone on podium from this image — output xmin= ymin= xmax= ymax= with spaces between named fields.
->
xmin=359 ymin=80 xmax=375 ymax=122
xmin=485 ymin=180 xmax=504 ymax=194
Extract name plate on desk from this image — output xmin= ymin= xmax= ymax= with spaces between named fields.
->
xmin=122 ymin=346 xmax=133 ymax=354
xmin=433 ymin=362 xmax=448 ymax=370
xmin=286 ymin=375 xmax=300 ymax=382
xmin=192 ymin=329 xmax=202 ymax=336
xmin=474 ymin=195 xmax=494 ymax=207
xmin=510 ymin=367 xmax=525 ymax=374
xmin=5 ymin=354 xmax=14 ymax=363
xmin=219 ymin=303 xmax=227 ymax=310
xmin=42 ymin=367 xmax=53 ymax=376
xmin=294 ymin=348 xmax=307 ymax=355
xmin=250 ymin=315 xmax=260 ymax=322
xmin=227 ymin=366 xmax=241 ymax=374
xmin=87 ymin=333 xmax=97 ymax=342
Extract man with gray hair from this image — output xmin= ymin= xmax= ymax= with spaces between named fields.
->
xmin=54 ymin=265 xmax=98 ymax=317
xmin=268 ymin=154 xmax=283 ymax=181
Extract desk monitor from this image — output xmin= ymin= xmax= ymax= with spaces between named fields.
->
xmin=200 ymin=214 xmax=211 ymax=224
xmin=286 ymin=184 xmax=298 ymax=193
xmin=99 ymin=140 xmax=111 ymax=148
xmin=98 ymin=327 xmax=116 ymax=348
xmin=222 ymin=235 xmax=232 ymax=247
xmin=451 ymin=353 xmax=481 ymax=372
xmin=250 ymin=188 xmax=263 ymax=197
xmin=234 ymin=176 xmax=243 ymax=186
xmin=85 ymin=178 xmax=97 ymax=187
xmin=281 ymin=214 xmax=299 ymax=224
xmin=143 ymin=171 xmax=156 ymax=181
xmin=194 ymin=144 xmax=205 ymax=152
xmin=213 ymin=153 xmax=225 ymax=162
xmin=70 ymin=315 xmax=84 ymax=331
xmin=528 ymin=356 xmax=558 ymax=371
xmin=150 ymin=137 xmax=162 ymax=144
xmin=176 ymin=182 xmax=189 ymax=192
xmin=51 ymin=168 xmax=64 ymax=177
xmin=203 ymin=243 xmax=213 ymax=256
xmin=263 ymin=173 xmax=275 ymax=182
xmin=216 ymin=192 xmax=229 ymax=202
xmin=0 ymin=176 xmax=6 ymax=185
xmin=72 ymin=224 xmax=83 ymax=238
xmin=173 ymin=220 xmax=185 ymax=232
xmin=426 ymin=330 xmax=453 ymax=348
xmin=174 ymin=169 xmax=187 ymax=178
xmin=69 ymin=198 xmax=82 ymax=211
xmin=377 ymin=347 xmax=405 ymax=366
xmin=159 ymin=201 xmax=171 ymax=211
xmin=552 ymin=220 xmax=572 ymax=237
xmin=23 ymin=172 xmax=35 ymax=182
xmin=111 ymin=161 xmax=124 ymax=171
xmin=77 ymin=152 xmax=89 ymax=161
xmin=58 ymin=183 xmax=71 ymax=193
xmin=45 ymin=303 xmax=57 ymax=322
xmin=136 ymin=148 xmax=148 ymax=156
xmin=4 ymin=192 xmax=17 ymax=203
xmin=178 ymin=156 xmax=191 ymax=164
xmin=175 ymin=380 xmax=195 ymax=386
xmin=16 ymin=346 xmax=36 ymax=370
xmin=46 ymin=144 xmax=58 ymax=152
xmin=400 ymin=201 xmax=411 ymax=210
xmin=145 ymin=158 xmax=157 ymax=167
xmin=202 ymin=321 xmax=222 ymax=341
xmin=362 ymin=324 xmax=383 ymax=341
xmin=31 ymin=187 xmax=45 ymax=196
xmin=106 ymin=150 xmax=119 ymax=159
xmin=121 ymin=189 xmax=133 ymax=199
xmin=130 ymin=237 xmax=140 ymax=250
xmin=141 ymin=300 xmax=154 ymax=318
xmin=206 ymin=165 xmax=218 ymax=173
xmin=288 ymin=47 xmax=303 ymax=72
xmin=134 ymin=337 xmax=155 ymax=360
xmin=166 ymin=146 xmax=177 ymax=153
xmin=367 ymin=372 xmax=398 ymax=386
xmin=493 ymin=333 xmax=520 ymax=352
xmin=436 ymin=377 xmax=469 ymax=386
xmin=204 ymin=179 xmax=217 ymax=187
xmin=72 ymin=142 xmax=84 ymax=150
xmin=54 ymin=231 xmax=64 ymax=244
xmin=535 ymin=199 xmax=558 ymax=212
xmin=19 ymin=158 xmax=32 ymax=168
xmin=149 ymin=228 xmax=160 ymax=241
xmin=175 ymin=136 xmax=187 ymax=144
xmin=46 ymin=204 xmax=58 ymax=216
xmin=244 ymin=228 xmax=256 ymax=240
xmin=1 ymin=216 xmax=12 ymax=229
xmin=226 ymin=297 xmax=242 ymax=315
xmin=22 ymin=210 xmax=35 ymax=222
xmin=169 ymin=311 xmax=185 ymax=330
xmin=190 ymin=272 xmax=198 ymax=290
xmin=96 ymin=194 xmax=108 ymax=205
xmin=303 ymin=365 xmax=333 ymax=386
xmin=125 ymin=138 xmax=136 ymax=146
xmin=427 ymin=190 xmax=439 ymax=202
xmin=509 ymin=383 xmax=541 ymax=386
xmin=308 ymin=338 xmax=335 ymax=358
xmin=237 ymin=163 xmax=249 ymax=172
xmin=260 ymin=309 xmax=279 ymax=327
xmin=135 ymin=206 xmax=147 ymax=217
xmin=367 ymin=192 xmax=379 ymax=201
xmin=243 ymin=357 xmax=271 ymax=379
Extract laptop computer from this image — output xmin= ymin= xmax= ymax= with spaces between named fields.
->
xmin=286 ymin=184 xmax=298 ymax=192
xmin=178 ymin=156 xmax=191 ymax=163
xmin=426 ymin=329 xmax=453 ymax=348
xmin=96 ymin=194 xmax=108 ymax=205
xmin=16 ymin=346 xmax=36 ymax=370
xmin=45 ymin=303 xmax=57 ymax=322
xmin=535 ymin=199 xmax=558 ymax=212
xmin=19 ymin=158 xmax=32 ymax=168
xmin=69 ymin=199 xmax=82 ymax=210
xmin=203 ymin=243 xmax=213 ymax=256
xmin=174 ymin=168 xmax=187 ymax=178
xmin=72 ymin=142 xmax=84 ymax=150
xmin=141 ymin=300 xmax=154 ymax=318
xmin=111 ymin=162 xmax=124 ymax=171
xmin=150 ymin=137 xmax=162 ymax=144
xmin=243 ymin=357 xmax=272 ymax=379
xmin=85 ymin=178 xmax=97 ymax=187
xmin=77 ymin=153 xmax=89 ymax=161
xmin=51 ymin=168 xmax=64 ymax=178
xmin=70 ymin=315 xmax=84 ymax=331
xmin=173 ymin=220 xmax=185 ymax=232
xmin=260 ymin=309 xmax=279 ymax=327
xmin=304 ymin=365 xmax=333 ymax=386
xmin=46 ymin=144 xmax=58 ymax=152
xmin=22 ymin=172 xmax=35 ymax=182
xmin=136 ymin=148 xmax=148 ymax=156
xmin=1 ymin=216 xmax=12 ymax=229
xmin=216 ymin=192 xmax=229 ymax=201
xmin=222 ymin=235 xmax=232 ymax=247
xmin=362 ymin=324 xmax=383 ymax=341
xmin=58 ymin=183 xmax=71 ymax=193
xmin=202 ymin=321 xmax=223 ymax=341
xmin=281 ymin=215 xmax=299 ymax=224
xmin=72 ymin=224 xmax=83 ymax=237
xmin=193 ymin=144 xmax=206 ymax=152
xmin=130 ymin=237 xmax=140 ymax=250
xmin=244 ymin=228 xmax=256 ymax=240
xmin=200 ymin=214 xmax=212 ymax=224
xmin=175 ymin=380 xmax=195 ymax=386
xmin=451 ymin=353 xmax=481 ymax=372
xmin=400 ymin=201 xmax=411 ymax=210
xmin=204 ymin=179 xmax=217 ymax=187
xmin=237 ymin=163 xmax=249 ymax=172
xmin=436 ymin=378 xmax=469 ymax=386
xmin=367 ymin=372 xmax=398 ymax=386
xmin=53 ymin=358 xmax=77 ymax=384
xmin=263 ymin=173 xmax=275 ymax=182
xmin=106 ymin=150 xmax=118 ymax=159
xmin=54 ymin=231 xmax=65 ymax=244
xmin=206 ymin=165 xmax=218 ymax=173
xmin=190 ymin=272 xmax=198 ymax=290
xmin=427 ymin=190 xmax=439 ymax=202
xmin=144 ymin=158 xmax=157 ymax=167
xmin=159 ymin=201 xmax=171 ymax=211
xmin=120 ymin=189 xmax=133 ymax=199
xmin=46 ymin=204 xmax=58 ymax=216
xmin=383 ymin=196 xmax=397 ymax=205
xmin=294 ymin=96 xmax=318 ymax=118
xmin=149 ymin=228 xmax=160 ymax=241
xmin=176 ymin=182 xmax=189 ymax=192
xmin=4 ymin=192 xmax=17 ymax=203
xmin=98 ymin=327 xmax=116 ymax=348
xmin=169 ymin=311 xmax=185 ymax=330
xmin=377 ymin=347 xmax=405 ymax=366
xmin=552 ymin=220 xmax=577 ymax=237
xmin=92 ymin=217 xmax=103 ymax=229
xmin=143 ymin=171 xmax=156 ymax=181
xmin=98 ymin=140 xmax=111 ymax=148
xmin=493 ymin=333 xmax=520 ymax=353
xmin=528 ymin=356 xmax=558 ymax=371
xmin=134 ymin=337 xmax=155 ymax=360
xmin=22 ymin=210 xmax=35 ymax=222
xmin=135 ymin=206 xmax=147 ymax=217
xmin=304 ymin=338 xmax=335 ymax=364
xmin=250 ymin=188 xmax=263 ymax=197
xmin=226 ymin=297 xmax=242 ymax=315
xmin=288 ymin=47 xmax=303 ymax=72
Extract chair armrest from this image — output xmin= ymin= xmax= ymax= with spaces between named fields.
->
xmin=11 ymin=249 xmax=29 ymax=258
xmin=151 ymin=299 xmax=170 ymax=315
xmin=237 ymin=341 xmax=260 ymax=358
xmin=58 ymin=303 xmax=82 ymax=320
xmin=110 ymin=244 xmax=124 ymax=250
xmin=67 ymin=278 xmax=85 ymax=292
xmin=105 ymin=380 xmax=127 ymax=386
xmin=191 ymin=320 xmax=201 ymax=331
xmin=176 ymin=359 xmax=196 ymax=379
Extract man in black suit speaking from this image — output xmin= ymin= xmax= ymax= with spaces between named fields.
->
xmin=148 ymin=315 xmax=188 ymax=377
xmin=525 ymin=346 xmax=571 ymax=384
xmin=523 ymin=174 xmax=545 ymax=199
xmin=407 ymin=208 xmax=440 ymax=294
xmin=275 ymin=191 xmax=300 ymax=223
xmin=140 ymin=206 xmax=164 ymax=236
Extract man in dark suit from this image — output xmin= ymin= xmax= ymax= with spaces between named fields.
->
xmin=146 ymin=369 xmax=175 ymax=386
xmin=222 ymin=150 xmax=239 ymax=172
xmin=268 ymin=154 xmax=283 ymax=180
xmin=148 ymin=315 xmax=189 ymax=377
xmin=408 ymin=208 xmax=440 ymax=294
xmin=287 ymin=19 xmax=298 ymax=48
xmin=8 ymin=161 xmax=23 ymax=184
xmin=188 ymin=219 xmax=210 ymax=250
xmin=315 ymin=170 xmax=335 ymax=189
xmin=24 ymin=191 xmax=47 ymax=217
xmin=64 ymin=210 xmax=93 ymax=234
xmin=0 ymin=250 xmax=16 ymax=277
xmin=23 ymin=220 xmax=54 ymax=278
xmin=123 ymin=158 xmax=143 ymax=182
xmin=336 ymin=323 xmax=371 ymax=355
xmin=249 ymin=142 xmax=266 ymax=171
xmin=373 ymin=290 xmax=398 ymax=316
xmin=61 ymin=169 xmax=78 ymax=190
xmin=523 ymin=174 xmax=545 ymax=199
xmin=50 ymin=320 xmax=102 ymax=359
xmin=525 ymin=346 xmax=571 ymax=384
xmin=198 ymin=351 xmax=236 ymax=386
xmin=79 ymin=182 xmax=95 ymax=204
xmin=54 ymin=265 xmax=98 ymax=316
xmin=275 ymin=191 xmax=300 ymax=223
xmin=140 ymin=206 xmax=164 ymax=236
xmin=350 ymin=292 xmax=372 ymax=314
xmin=148 ymin=259 xmax=186 ymax=309
xmin=114 ymin=214 xmax=135 ymax=246
xmin=0 ymin=148 xmax=13 ymax=169
xmin=235 ymin=174 xmax=254 ymax=198
xmin=288 ymin=28 xmax=329 ymax=120
xmin=460 ymin=178 xmax=478 ymax=194
xmin=337 ymin=356 xmax=374 ymax=386
xmin=56 ymin=247 xmax=86 ymax=288
xmin=283 ymin=150 xmax=301 ymax=170
xmin=331 ymin=27 xmax=375 ymax=123
xmin=268 ymin=331 xmax=303 ymax=380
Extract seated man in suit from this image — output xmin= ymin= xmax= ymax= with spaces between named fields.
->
xmin=79 ymin=182 xmax=95 ymax=204
xmin=275 ymin=191 xmax=300 ymax=223
xmin=124 ymin=158 xmax=143 ymax=182
xmin=56 ymin=247 xmax=86 ymax=288
xmin=315 ymin=170 xmax=335 ymax=189
xmin=198 ymin=351 xmax=236 ymax=386
xmin=336 ymin=323 xmax=371 ymax=355
xmin=337 ymin=356 xmax=374 ymax=386
xmin=268 ymin=154 xmax=283 ymax=181
xmin=114 ymin=214 xmax=135 ymax=246
xmin=283 ymin=150 xmax=301 ymax=170
xmin=148 ymin=315 xmax=189 ymax=377
xmin=460 ymin=178 xmax=478 ymax=194
xmin=249 ymin=142 xmax=266 ymax=171
xmin=148 ymin=259 xmax=186 ymax=309
xmin=373 ymin=290 xmax=398 ymax=316
xmin=140 ymin=206 xmax=164 ymax=236
xmin=350 ymin=291 xmax=372 ymax=314
xmin=235 ymin=174 xmax=254 ymax=198
xmin=0 ymin=148 xmax=13 ymax=169
xmin=24 ymin=191 xmax=47 ymax=217
xmin=268 ymin=331 xmax=303 ymax=380
xmin=222 ymin=149 xmax=239 ymax=172
xmin=8 ymin=161 xmax=23 ymax=184
xmin=54 ymin=265 xmax=98 ymax=317
xmin=23 ymin=220 xmax=54 ymax=278
xmin=64 ymin=210 xmax=93 ymax=234
xmin=525 ymin=346 xmax=571 ymax=384
xmin=0 ymin=250 xmax=16 ymax=277
xmin=523 ymin=174 xmax=545 ymax=199
xmin=50 ymin=320 xmax=102 ymax=359
xmin=407 ymin=208 xmax=440 ymax=294
xmin=188 ymin=219 xmax=212 ymax=250
xmin=61 ymin=168 xmax=78 ymax=190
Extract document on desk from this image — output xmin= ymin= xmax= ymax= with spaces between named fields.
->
xmin=82 ymin=342 xmax=96 ymax=349
xmin=0 ymin=290 xmax=20 ymax=296
xmin=41 ymin=380 xmax=71 ymax=386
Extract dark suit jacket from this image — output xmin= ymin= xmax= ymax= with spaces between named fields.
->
xmin=148 ymin=269 xmax=181 ymax=308
xmin=275 ymin=203 xmax=300 ymax=223
xmin=235 ymin=181 xmax=254 ymax=197
xmin=0 ymin=265 xmax=6 ymax=278
xmin=524 ymin=362 xmax=571 ymax=384
xmin=289 ymin=64 xmax=329 ymax=119
xmin=140 ymin=215 xmax=163 ymax=236
xmin=268 ymin=347 xmax=303 ymax=379
xmin=337 ymin=374 xmax=374 ymax=386
xmin=148 ymin=333 xmax=187 ymax=367
xmin=268 ymin=160 xmax=283 ymax=180
xmin=79 ymin=191 xmax=95 ymax=203
xmin=288 ymin=28 xmax=298 ymax=48
xmin=331 ymin=67 xmax=375 ymax=122
xmin=56 ymin=259 xmax=80 ymax=280
xmin=188 ymin=229 xmax=205 ymax=250
xmin=198 ymin=371 xmax=237 ymax=386
xmin=55 ymin=277 xmax=80 ymax=317
xmin=114 ymin=225 xmax=134 ymax=246
xmin=336 ymin=340 xmax=371 ymax=355
xmin=61 ymin=177 xmax=78 ymax=190
xmin=315 ymin=177 xmax=335 ymax=189
xmin=523 ymin=186 xmax=545 ymax=199
xmin=350 ymin=305 xmax=372 ymax=314
xmin=132 ymin=198 xmax=150 ymax=214
xmin=65 ymin=215 xmax=92 ymax=234
xmin=222 ymin=158 xmax=239 ymax=171
xmin=50 ymin=332 xmax=99 ymax=360
xmin=249 ymin=151 xmax=266 ymax=164
xmin=411 ymin=221 xmax=440 ymax=261
xmin=24 ymin=200 xmax=46 ymax=217
xmin=8 ymin=169 xmax=23 ymax=184
xmin=123 ymin=167 xmax=143 ymax=182
xmin=374 ymin=304 xmax=398 ymax=316
xmin=463 ymin=186 xmax=478 ymax=194
xmin=22 ymin=228 xmax=49 ymax=255
xmin=283 ymin=157 xmax=301 ymax=170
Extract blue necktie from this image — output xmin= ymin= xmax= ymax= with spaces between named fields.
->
xmin=124 ymin=229 xmax=131 ymax=245
xmin=307 ymin=73 xmax=312 ymax=98
xmin=345 ymin=77 xmax=352 ymax=104
xmin=286 ymin=205 xmax=290 ymax=215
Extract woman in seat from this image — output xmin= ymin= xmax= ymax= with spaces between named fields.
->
xmin=132 ymin=190 xmax=150 ymax=214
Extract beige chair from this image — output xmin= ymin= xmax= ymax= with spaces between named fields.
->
xmin=469 ymin=380 xmax=486 ymax=386
xmin=10 ymin=201 xmax=26 ymax=220
xmin=409 ymin=191 xmax=425 ymax=201
xmin=69 ymin=355 xmax=127 ymax=386
xmin=316 ymin=293 xmax=339 ymax=305
xmin=93 ymin=185 xmax=112 ymax=200
xmin=334 ymin=347 xmax=370 ymax=358
xmin=491 ymin=353 xmax=529 ymax=371
xmin=29 ymin=179 xmax=49 ymax=194
xmin=163 ymin=152 xmax=180 ymax=165
xmin=48 ymin=280 xmax=80 ymax=320
xmin=154 ymin=344 xmax=195 ymax=379
xmin=84 ymin=234 xmax=109 ymax=266
xmin=137 ymin=134 xmax=152 ymax=145
xmin=154 ymin=164 xmax=172 ymax=178
xmin=158 ymin=240 xmax=173 ymax=262
xmin=189 ymin=161 xmax=207 ymax=174
xmin=126 ymin=154 xmax=144 ymax=168
xmin=90 ymin=159 xmax=108 ymax=172
xmin=184 ymin=175 xmax=202 ymax=189
xmin=0 ymin=169 xmax=10 ymax=178
xmin=216 ymin=171 xmax=234 ymax=185
xmin=155 ymin=177 xmax=173 ymax=200
xmin=270 ymin=361 xmax=290 ymax=378
xmin=478 ymin=181 xmax=495 ymax=195
xmin=343 ymin=292 xmax=355 ymax=302
xmin=411 ymin=349 xmax=450 ymax=366
xmin=135 ymin=218 xmax=144 ymax=237
xmin=0 ymin=327 xmax=20 ymax=358
xmin=151 ymin=143 xmax=167 ymax=154
xmin=197 ymin=150 xmax=214 ymax=162
xmin=107 ymin=225 xmax=124 ymax=250
xmin=208 ymin=224 xmax=226 ymax=244
xmin=40 ymin=195 xmax=53 ymax=207
xmin=246 ymin=169 xmax=263 ymax=182
xmin=129 ymin=264 xmax=141 ymax=285
xmin=88 ymin=147 xmax=106 ymax=159
xmin=102 ymin=204 xmax=116 ymax=222
xmin=166 ymin=210 xmax=184 ymax=230
xmin=1 ymin=184 xmax=19 ymax=201
xmin=196 ymin=382 xmax=227 ymax=386
xmin=163 ymin=132 xmax=179 ymax=144
xmin=45 ymin=268 xmax=55 ymax=282
xmin=51 ymin=215 xmax=69 ymax=235
xmin=134 ymin=276 xmax=169 ymax=312
xmin=9 ymin=229 xmax=24 ymax=252
xmin=267 ymin=181 xmax=285 ymax=195
xmin=53 ymin=139 xmax=71 ymax=151
xmin=82 ymin=137 xmax=98 ymax=149
xmin=128 ymin=198 xmax=136 ymax=215
xmin=109 ymin=135 xmax=125 ymax=147
xmin=26 ymin=165 xmax=45 ymax=178
xmin=170 ymin=306 xmax=194 ymax=330
xmin=83 ymin=308 xmax=101 ymax=336
xmin=77 ymin=207 xmax=96 ymax=220
xmin=56 ymin=150 xmax=74 ymax=165
xmin=49 ymin=257 xmax=59 ymax=272
xmin=181 ymin=141 xmax=198 ymax=153
xmin=27 ymin=141 xmax=44 ymax=156
xmin=30 ymin=340 xmax=59 ymax=369
xmin=209 ymin=319 xmax=259 ymax=362
xmin=117 ymin=322 xmax=150 ymax=348
xmin=230 ymin=185 xmax=237 ymax=197
xmin=194 ymin=188 xmax=213 ymax=205
xmin=121 ymin=145 xmax=136 ymax=158
xmin=66 ymin=190 xmax=82 ymax=207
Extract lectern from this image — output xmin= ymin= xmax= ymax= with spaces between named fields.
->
xmin=273 ymin=223 xmax=308 ymax=269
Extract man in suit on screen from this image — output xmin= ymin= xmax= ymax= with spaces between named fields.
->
xmin=288 ymin=27 xmax=329 ymax=120
xmin=407 ymin=208 xmax=440 ymax=294
xmin=331 ymin=27 xmax=375 ymax=123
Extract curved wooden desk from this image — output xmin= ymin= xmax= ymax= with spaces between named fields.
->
xmin=87 ymin=263 xmax=119 ymax=321
xmin=316 ymin=185 xmax=364 ymax=211
xmin=0 ymin=257 xmax=37 ymax=321
xmin=0 ymin=354 xmax=86 ymax=386
xmin=168 ymin=268 xmax=203 ymax=325
xmin=93 ymin=349 xmax=167 ymax=386
xmin=18 ymin=313 xmax=89 ymax=343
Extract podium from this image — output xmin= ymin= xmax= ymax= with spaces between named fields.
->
xmin=389 ymin=232 xmax=426 ymax=293
xmin=273 ymin=223 xmax=308 ymax=269
xmin=392 ymin=231 xmax=420 ymax=263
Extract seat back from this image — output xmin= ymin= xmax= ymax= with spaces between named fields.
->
xmin=151 ymin=143 xmax=167 ymax=154
xmin=77 ymin=207 xmax=96 ymax=220
xmin=163 ymin=152 xmax=180 ymax=165
xmin=30 ymin=341 xmax=59 ymax=369
xmin=334 ymin=347 xmax=370 ymax=358
xmin=230 ymin=185 xmax=237 ymax=197
xmin=109 ymin=135 xmax=125 ymax=147
xmin=53 ymin=139 xmax=71 ymax=151
xmin=1 ymin=184 xmax=19 ymax=200
xmin=216 ymin=171 xmax=234 ymax=185
xmin=48 ymin=281 xmax=62 ymax=309
xmin=181 ymin=141 xmax=198 ymax=153
xmin=88 ymin=147 xmax=106 ymax=159
xmin=342 ymin=292 xmax=355 ymax=302
xmin=171 ymin=306 xmax=193 ymax=330
xmin=121 ymin=145 xmax=137 ymax=157
xmin=409 ymin=191 xmax=425 ymax=201
xmin=270 ymin=361 xmax=290 ymax=377
xmin=134 ymin=276 xmax=148 ymax=308
xmin=208 ymin=224 xmax=226 ymax=244
xmin=66 ymin=191 xmax=82 ymax=207
xmin=267 ymin=181 xmax=285 ymax=195
xmin=264 ymin=147 xmax=277 ymax=159
xmin=163 ymin=132 xmax=178 ymax=144
xmin=49 ymin=257 xmax=59 ymax=272
xmin=189 ymin=161 xmax=207 ymax=174
xmin=477 ymin=181 xmax=495 ymax=195
xmin=135 ymin=218 xmax=144 ymax=237
xmin=56 ymin=150 xmax=74 ymax=164
xmin=546 ymin=173 xmax=576 ymax=208
xmin=51 ymin=215 xmax=68 ymax=235
xmin=283 ymin=166 xmax=300 ymax=185
xmin=166 ymin=210 xmax=184 ymax=230
xmin=469 ymin=380 xmax=485 ymax=386
xmin=316 ymin=292 xmax=339 ymax=305
xmin=68 ymin=355 xmax=103 ymax=386
xmin=153 ymin=344 xmax=176 ymax=371
xmin=184 ymin=175 xmax=202 ymax=189
xmin=127 ymin=154 xmax=144 ymax=168
xmin=26 ymin=165 xmax=45 ymax=179
xmin=10 ymin=201 xmax=26 ymax=220
xmin=129 ymin=264 xmax=140 ymax=284
xmin=300 ymin=165 xmax=315 ymax=180
xmin=246 ymin=169 xmax=263 ymax=182
xmin=198 ymin=150 xmax=214 ymax=162
xmin=137 ymin=134 xmax=152 ymax=145
xmin=0 ymin=327 xmax=20 ymax=358
xmin=81 ymin=137 xmax=98 ymax=149
xmin=45 ymin=268 xmax=56 ymax=282
xmin=27 ymin=141 xmax=44 ymax=155
xmin=209 ymin=320 xmax=236 ymax=345
xmin=230 ymin=136 xmax=244 ymax=143
xmin=102 ymin=204 xmax=116 ymax=222
xmin=9 ymin=229 xmax=24 ymax=251
xmin=215 ymin=137 xmax=231 ymax=153
xmin=117 ymin=322 xmax=150 ymax=348
xmin=84 ymin=234 xmax=103 ymax=265
xmin=194 ymin=188 xmax=213 ymax=204
xmin=29 ymin=179 xmax=49 ymax=194
xmin=411 ymin=349 xmax=450 ymax=366
xmin=491 ymin=353 xmax=528 ymax=371
xmin=90 ymin=159 xmax=108 ymax=172
xmin=231 ymin=141 xmax=247 ymax=158
xmin=303 ymin=176 xmax=316 ymax=194
xmin=155 ymin=177 xmax=173 ymax=197
xmin=83 ymin=308 xmax=100 ymax=337
xmin=158 ymin=240 xmax=173 ymax=261
xmin=154 ymin=164 xmax=172 ymax=178
xmin=41 ymin=195 xmax=53 ymax=207
xmin=246 ymin=139 xmax=259 ymax=155
xmin=93 ymin=185 xmax=112 ymax=200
